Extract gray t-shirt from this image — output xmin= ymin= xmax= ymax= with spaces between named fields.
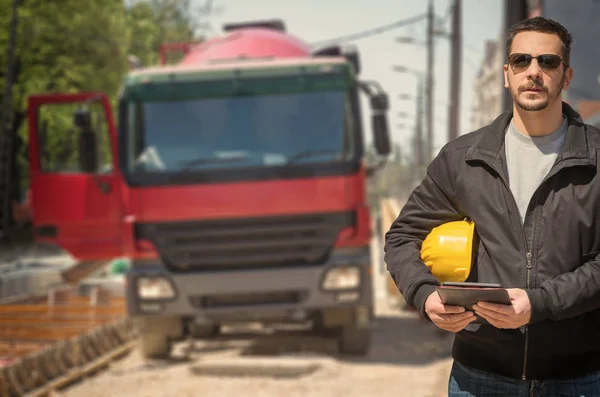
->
xmin=504 ymin=116 xmax=567 ymax=223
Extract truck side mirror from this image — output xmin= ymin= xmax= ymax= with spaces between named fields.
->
xmin=370 ymin=93 xmax=389 ymax=112
xmin=370 ymin=93 xmax=391 ymax=156
xmin=372 ymin=114 xmax=391 ymax=156
xmin=74 ymin=109 xmax=99 ymax=173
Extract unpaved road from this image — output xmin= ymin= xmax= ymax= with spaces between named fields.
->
xmin=62 ymin=300 xmax=454 ymax=397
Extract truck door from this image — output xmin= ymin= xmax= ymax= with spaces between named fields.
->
xmin=27 ymin=93 xmax=123 ymax=261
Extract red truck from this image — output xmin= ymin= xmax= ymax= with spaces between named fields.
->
xmin=25 ymin=20 xmax=390 ymax=358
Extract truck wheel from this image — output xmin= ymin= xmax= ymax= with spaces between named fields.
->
xmin=338 ymin=326 xmax=371 ymax=356
xmin=311 ymin=311 xmax=327 ymax=334
xmin=189 ymin=323 xmax=220 ymax=339
xmin=133 ymin=316 xmax=183 ymax=360
xmin=141 ymin=331 xmax=171 ymax=359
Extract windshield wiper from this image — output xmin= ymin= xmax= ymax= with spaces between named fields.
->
xmin=167 ymin=155 xmax=250 ymax=182
xmin=285 ymin=149 xmax=341 ymax=164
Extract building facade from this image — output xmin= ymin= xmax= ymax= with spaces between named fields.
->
xmin=470 ymin=39 xmax=505 ymax=130
xmin=535 ymin=0 xmax=600 ymax=128
xmin=503 ymin=0 xmax=600 ymax=127
xmin=474 ymin=1 xmax=600 ymax=130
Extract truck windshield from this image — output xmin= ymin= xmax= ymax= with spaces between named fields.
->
xmin=124 ymin=90 xmax=353 ymax=173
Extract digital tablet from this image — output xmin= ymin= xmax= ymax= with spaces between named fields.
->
xmin=441 ymin=281 xmax=503 ymax=289
xmin=436 ymin=282 xmax=511 ymax=325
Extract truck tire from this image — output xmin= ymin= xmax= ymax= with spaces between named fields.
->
xmin=311 ymin=311 xmax=327 ymax=334
xmin=189 ymin=323 xmax=220 ymax=339
xmin=338 ymin=326 xmax=371 ymax=356
xmin=140 ymin=331 xmax=171 ymax=359
xmin=133 ymin=316 xmax=183 ymax=360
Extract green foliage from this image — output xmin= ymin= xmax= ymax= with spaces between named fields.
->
xmin=0 ymin=0 xmax=130 ymax=188
xmin=127 ymin=2 xmax=161 ymax=66
xmin=0 ymin=0 xmax=204 ymax=195
xmin=127 ymin=0 xmax=201 ymax=66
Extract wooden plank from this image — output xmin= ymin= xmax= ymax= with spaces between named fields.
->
xmin=61 ymin=295 xmax=125 ymax=306
xmin=0 ymin=342 xmax=47 ymax=350
xmin=380 ymin=198 xmax=404 ymax=301
xmin=0 ymin=323 xmax=98 ymax=331
xmin=0 ymin=305 xmax=126 ymax=315
xmin=0 ymin=344 xmax=47 ymax=358
xmin=108 ymin=297 xmax=126 ymax=306
xmin=63 ymin=296 xmax=93 ymax=305
xmin=0 ymin=328 xmax=87 ymax=341
xmin=0 ymin=314 xmax=122 ymax=321
xmin=24 ymin=340 xmax=137 ymax=397
xmin=0 ymin=318 xmax=113 ymax=327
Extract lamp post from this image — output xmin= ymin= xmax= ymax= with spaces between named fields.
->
xmin=393 ymin=66 xmax=425 ymax=180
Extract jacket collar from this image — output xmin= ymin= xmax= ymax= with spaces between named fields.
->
xmin=465 ymin=102 xmax=596 ymax=168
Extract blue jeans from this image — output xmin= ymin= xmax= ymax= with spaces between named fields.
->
xmin=449 ymin=361 xmax=600 ymax=397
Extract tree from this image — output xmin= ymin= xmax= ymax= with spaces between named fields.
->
xmin=0 ymin=0 xmax=209 ymax=195
xmin=126 ymin=0 xmax=215 ymax=66
xmin=126 ymin=1 xmax=161 ymax=66
xmin=0 ymin=0 xmax=130 ymax=197
xmin=0 ymin=0 xmax=213 ymax=229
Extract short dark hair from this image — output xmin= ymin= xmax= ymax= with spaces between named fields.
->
xmin=506 ymin=16 xmax=573 ymax=67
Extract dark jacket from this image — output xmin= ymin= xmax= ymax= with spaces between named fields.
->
xmin=384 ymin=102 xmax=600 ymax=380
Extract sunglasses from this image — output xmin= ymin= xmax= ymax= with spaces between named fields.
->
xmin=507 ymin=53 xmax=565 ymax=72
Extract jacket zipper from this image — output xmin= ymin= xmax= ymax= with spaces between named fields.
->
xmin=515 ymin=159 xmax=580 ymax=379
xmin=496 ymin=174 xmax=533 ymax=380
xmin=523 ymin=251 xmax=532 ymax=380
xmin=468 ymin=144 xmax=593 ymax=380
xmin=521 ymin=191 xmax=541 ymax=380
xmin=473 ymin=160 xmax=533 ymax=379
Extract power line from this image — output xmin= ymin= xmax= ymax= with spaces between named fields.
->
xmin=465 ymin=43 xmax=480 ymax=55
xmin=310 ymin=13 xmax=427 ymax=47
xmin=439 ymin=1 xmax=453 ymax=27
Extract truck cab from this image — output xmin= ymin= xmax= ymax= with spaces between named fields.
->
xmin=25 ymin=20 xmax=391 ymax=358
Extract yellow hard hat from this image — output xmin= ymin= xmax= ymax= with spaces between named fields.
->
xmin=420 ymin=219 xmax=475 ymax=283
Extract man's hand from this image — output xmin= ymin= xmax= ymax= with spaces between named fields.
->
xmin=425 ymin=291 xmax=476 ymax=332
xmin=473 ymin=288 xmax=531 ymax=329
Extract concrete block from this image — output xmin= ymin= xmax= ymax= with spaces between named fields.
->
xmin=189 ymin=356 xmax=322 ymax=378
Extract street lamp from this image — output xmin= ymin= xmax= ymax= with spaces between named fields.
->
xmin=399 ymin=93 xmax=450 ymax=108
xmin=392 ymin=65 xmax=423 ymax=77
xmin=395 ymin=37 xmax=427 ymax=45
xmin=392 ymin=65 xmax=426 ymax=179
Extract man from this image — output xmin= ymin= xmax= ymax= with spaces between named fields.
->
xmin=384 ymin=16 xmax=600 ymax=396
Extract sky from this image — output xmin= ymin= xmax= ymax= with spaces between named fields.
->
xmin=193 ymin=0 xmax=504 ymax=157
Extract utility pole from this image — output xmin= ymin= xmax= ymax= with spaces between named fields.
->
xmin=0 ymin=0 xmax=19 ymax=239
xmin=502 ymin=0 xmax=528 ymax=110
xmin=448 ymin=0 xmax=462 ymax=141
xmin=415 ymin=78 xmax=424 ymax=180
xmin=425 ymin=0 xmax=434 ymax=164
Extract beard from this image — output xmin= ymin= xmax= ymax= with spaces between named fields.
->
xmin=511 ymin=74 xmax=565 ymax=112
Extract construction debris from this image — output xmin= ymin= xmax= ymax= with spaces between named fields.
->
xmin=0 ymin=286 xmax=135 ymax=397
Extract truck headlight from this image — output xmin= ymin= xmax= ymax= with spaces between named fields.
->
xmin=322 ymin=266 xmax=361 ymax=290
xmin=137 ymin=277 xmax=175 ymax=299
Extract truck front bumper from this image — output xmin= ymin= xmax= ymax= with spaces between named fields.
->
xmin=125 ymin=246 xmax=372 ymax=323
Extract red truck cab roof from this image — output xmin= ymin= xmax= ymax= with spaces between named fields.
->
xmin=179 ymin=28 xmax=312 ymax=65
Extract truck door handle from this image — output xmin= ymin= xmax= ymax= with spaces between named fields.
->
xmin=93 ymin=175 xmax=111 ymax=194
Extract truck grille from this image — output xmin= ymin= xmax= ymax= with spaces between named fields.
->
xmin=134 ymin=211 xmax=354 ymax=272
xmin=189 ymin=291 xmax=304 ymax=309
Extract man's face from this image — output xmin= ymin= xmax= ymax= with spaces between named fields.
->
xmin=504 ymin=31 xmax=573 ymax=112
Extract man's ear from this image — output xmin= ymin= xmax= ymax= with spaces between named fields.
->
xmin=563 ymin=67 xmax=573 ymax=90
xmin=503 ymin=64 xmax=509 ymax=88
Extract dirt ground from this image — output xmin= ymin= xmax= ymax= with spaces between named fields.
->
xmin=61 ymin=300 xmax=455 ymax=397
